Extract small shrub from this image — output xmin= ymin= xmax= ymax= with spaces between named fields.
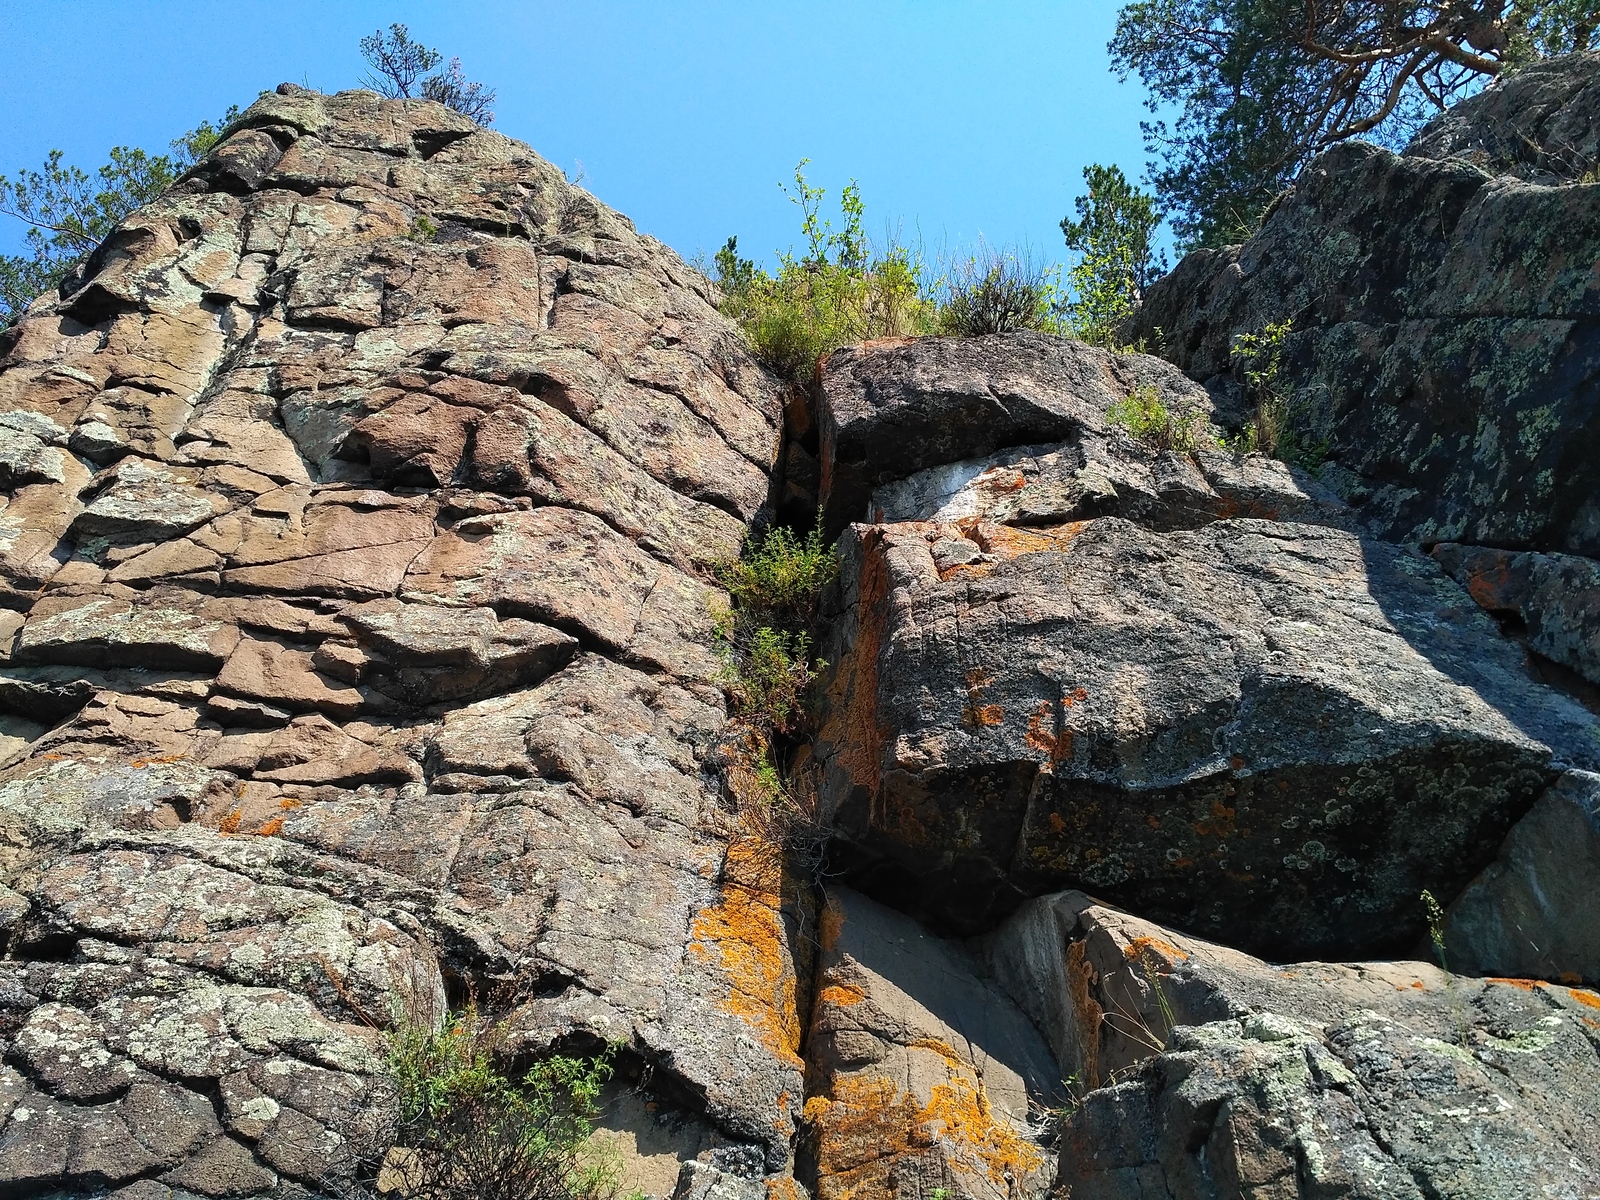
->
xmin=714 ymin=515 xmax=838 ymax=633
xmin=937 ymin=248 xmax=1062 ymax=336
xmin=1230 ymin=319 xmax=1330 ymax=465
xmin=383 ymin=1007 xmax=621 ymax=1200
xmin=408 ymin=215 xmax=440 ymax=242
xmin=711 ymin=515 xmax=838 ymax=846
xmin=1106 ymin=385 xmax=1217 ymax=454
xmin=715 ymin=162 xmax=938 ymax=382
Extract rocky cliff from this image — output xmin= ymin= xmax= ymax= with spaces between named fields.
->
xmin=0 ymin=62 xmax=1597 ymax=1200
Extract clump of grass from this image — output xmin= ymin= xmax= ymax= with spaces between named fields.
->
xmin=714 ymin=161 xmax=938 ymax=383
xmin=936 ymin=246 xmax=1063 ymax=337
xmin=1106 ymin=385 xmax=1218 ymax=454
xmin=407 ymin=214 xmax=440 ymax=243
xmin=382 ymin=1007 xmax=623 ymax=1200
xmin=1421 ymin=888 xmax=1448 ymax=972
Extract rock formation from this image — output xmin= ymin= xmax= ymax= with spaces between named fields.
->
xmin=0 ymin=85 xmax=802 ymax=1196
xmin=1 ymin=53 xmax=1598 ymax=1200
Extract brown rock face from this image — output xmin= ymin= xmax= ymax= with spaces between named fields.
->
xmin=0 ymin=85 xmax=804 ymax=1191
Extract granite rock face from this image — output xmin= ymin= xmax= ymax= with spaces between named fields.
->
xmin=1002 ymin=893 xmax=1600 ymax=1198
xmin=1124 ymin=52 xmax=1600 ymax=749
xmin=811 ymin=335 xmax=1600 ymax=960
xmin=0 ymin=85 xmax=803 ymax=1193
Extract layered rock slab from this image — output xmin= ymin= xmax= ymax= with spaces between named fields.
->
xmin=0 ymin=84 xmax=800 ymax=1192
xmin=812 ymin=334 xmax=1600 ymax=963
xmin=988 ymin=891 xmax=1600 ymax=1198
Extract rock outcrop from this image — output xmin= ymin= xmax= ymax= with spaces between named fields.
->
xmin=0 ymin=86 xmax=803 ymax=1195
xmin=810 ymin=335 xmax=1600 ymax=960
xmin=3 ymin=54 xmax=1600 ymax=1200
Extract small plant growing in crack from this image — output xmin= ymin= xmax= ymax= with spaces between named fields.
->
xmin=710 ymin=512 xmax=838 ymax=845
xmin=371 ymin=1004 xmax=628 ymax=1200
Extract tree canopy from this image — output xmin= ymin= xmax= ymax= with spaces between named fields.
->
xmin=0 ymin=109 xmax=237 ymax=325
xmin=359 ymin=24 xmax=497 ymax=125
xmin=1112 ymin=0 xmax=1596 ymax=247
xmin=1061 ymin=163 xmax=1168 ymax=346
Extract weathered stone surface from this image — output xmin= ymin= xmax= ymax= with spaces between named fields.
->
xmin=0 ymin=83 xmax=790 ymax=1192
xmin=986 ymin=891 xmax=1600 ymax=1197
xmin=803 ymin=888 xmax=1058 ymax=1200
xmin=1443 ymin=769 xmax=1600 ymax=984
xmin=1127 ymin=51 xmax=1600 ymax=561
xmin=818 ymin=333 xmax=1215 ymax=535
xmin=1434 ymin=541 xmax=1600 ymax=686
xmin=817 ymin=509 xmax=1599 ymax=957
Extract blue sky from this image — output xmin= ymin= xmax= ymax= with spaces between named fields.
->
xmin=0 ymin=1 xmax=1166 ymax=270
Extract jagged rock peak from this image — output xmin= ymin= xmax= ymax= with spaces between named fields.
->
xmin=0 ymin=82 xmax=805 ymax=1196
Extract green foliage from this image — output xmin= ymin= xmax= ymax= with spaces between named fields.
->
xmin=715 ymin=161 xmax=937 ymax=382
xmin=409 ymin=214 xmax=441 ymax=243
xmin=386 ymin=1007 xmax=621 ymax=1200
xmin=1061 ymin=164 xmax=1167 ymax=345
xmin=1107 ymin=385 xmax=1218 ymax=453
xmin=1110 ymin=0 xmax=1593 ymax=248
xmin=1421 ymin=889 xmax=1448 ymax=971
xmin=0 ymin=107 xmax=240 ymax=325
xmin=714 ymin=515 xmax=838 ymax=740
xmin=715 ymin=516 xmax=839 ymax=633
xmin=361 ymin=23 xmax=497 ymax=124
xmin=937 ymin=247 xmax=1064 ymax=337
xmin=1230 ymin=318 xmax=1329 ymax=464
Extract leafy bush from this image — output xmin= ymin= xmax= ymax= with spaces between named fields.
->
xmin=1230 ymin=319 xmax=1330 ymax=465
xmin=714 ymin=517 xmax=838 ymax=633
xmin=715 ymin=162 xmax=937 ymax=382
xmin=1106 ymin=385 xmax=1217 ymax=453
xmin=383 ymin=1007 xmax=621 ymax=1200
xmin=714 ymin=516 xmax=837 ymax=739
xmin=937 ymin=247 xmax=1063 ymax=337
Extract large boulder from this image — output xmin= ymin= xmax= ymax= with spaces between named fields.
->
xmin=811 ymin=335 xmax=1600 ymax=961
xmin=989 ymin=891 xmax=1600 ymax=1198
xmin=0 ymin=85 xmax=802 ymax=1191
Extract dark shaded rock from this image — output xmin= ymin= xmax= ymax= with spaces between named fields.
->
xmin=1125 ymin=54 xmax=1600 ymax=560
xmin=1407 ymin=50 xmax=1600 ymax=180
xmin=817 ymin=333 xmax=1214 ymax=535
xmin=1443 ymin=768 xmax=1600 ymax=984
xmin=1433 ymin=541 xmax=1600 ymax=686
xmin=815 ymin=515 xmax=1600 ymax=958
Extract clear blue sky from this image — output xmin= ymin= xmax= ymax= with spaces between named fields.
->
xmin=0 ymin=1 xmax=1167 ymax=270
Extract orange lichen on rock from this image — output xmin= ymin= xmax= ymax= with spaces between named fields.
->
xmin=217 ymin=808 xmax=242 ymax=835
xmin=806 ymin=1066 xmax=1044 ymax=1200
xmin=819 ymin=529 xmax=890 ymax=803
xmin=256 ymin=816 xmax=285 ymax=837
xmin=963 ymin=519 xmax=1086 ymax=562
xmin=1124 ymin=935 xmax=1189 ymax=965
xmin=1568 ymin=988 xmax=1600 ymax=1010
xmin=689 ymin=836 xmax=803 ymax=1068
xmin=818 ymin=982 xmax=866 ymax=1008
xmin=1067 ymin=940 xmax=1104 ymax=1089
xmin=130 ymin=752 xmax=186 ymax=768
xmin=1489 ymin=977 xmax=1539 ymax=991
